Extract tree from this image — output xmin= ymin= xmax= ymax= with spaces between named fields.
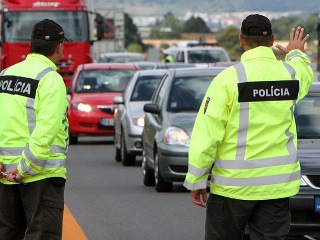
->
xmin=271 ymin=15 xmax=317 ymax=41
xmin=150 ymin=12 xmax=182 ymax=39
xmin=182 ymin=16 xmax=211 ymax=33
xmin=216 ymin=26 xmax=243 ymax=60
xmin=124 ymin=13 xmax=148 ymax=52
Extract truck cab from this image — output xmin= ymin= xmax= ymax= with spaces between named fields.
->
xmin=0 ymin=0 xmax=99 ymax=87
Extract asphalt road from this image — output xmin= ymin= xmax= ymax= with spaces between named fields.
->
xmin=65 ymin=136 xmax=319 ymax=240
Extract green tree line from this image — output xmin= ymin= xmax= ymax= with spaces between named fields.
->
xmin=124 ymin=11 xmax=319 ymax=59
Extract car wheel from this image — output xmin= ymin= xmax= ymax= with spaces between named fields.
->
xmin=121 ymin=133 xmax=136 ymax=166
xmin=69 ymin=134 xmax=78 ymax=145
xmin=154 ymin=152 xmax=172 ymax=192
xmin=142 ymin=150 xmax=155 ymax=186
xmin=114 ymin=134 xmax=121 ymax=162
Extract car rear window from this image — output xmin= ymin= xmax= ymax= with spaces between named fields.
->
xmin=295 ymin=96 xmax=320 ymax=138
xmin=75 ymin=69 xmax=136 ymax=93
xmin=169 ymin=76 xmax=213 ymax=112
xmin=131 ymin=75 xmax=164 ymax=101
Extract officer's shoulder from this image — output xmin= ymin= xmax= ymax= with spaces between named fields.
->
xmin=215 ymin=64 xmax=238 ymax=78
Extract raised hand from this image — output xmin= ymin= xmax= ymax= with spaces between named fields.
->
xmin=276 ymin=26 xmax=309 ymax=54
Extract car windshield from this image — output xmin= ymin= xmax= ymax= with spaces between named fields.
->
xmin=188 ymin=49 xmax=229 ymax=63
xmin=295 ymin=96 xmax=320 ymax=138
xmin=131 ymin=75 xmax=164 ymax=101
xmin=169 ymin=75 xmax=213 ymax=111
xmin=75 ymin=69 xmax=135 ymax=93
xmin=3 ymin=11 xmax=89 ymax=42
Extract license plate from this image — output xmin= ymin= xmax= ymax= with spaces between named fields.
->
xmin=315 ymin=196 xmax=320 ymax=212
xmin=100 ymin=118 xmax=114 ymax=126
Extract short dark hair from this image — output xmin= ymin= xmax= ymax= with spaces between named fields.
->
xmin=242 ymin=32 xmax=273 ymax=48
xmin=30 ymin=38 xmax=62 ymax=56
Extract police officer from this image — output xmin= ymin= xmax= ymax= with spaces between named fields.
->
xmin=183 ymin=14 xmax=314 ymax=240
xmin=0 ymin=19 xmax=69 ymax=240
xmin=162 ymin=49 xmax=174 ymax=63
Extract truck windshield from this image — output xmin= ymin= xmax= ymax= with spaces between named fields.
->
xmin=295 ymin=96 xmax=320 ymax=138
xmin=3 ymin=11 xmax=89 ymax=42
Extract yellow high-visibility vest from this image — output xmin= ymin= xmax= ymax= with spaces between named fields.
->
xmin=162 ymin=55 xmax=174 ymax=63
xmin=0 ymin=53 xmax=69 ymax=184
xmin=184 ymin=47 xmax=314 ymax=200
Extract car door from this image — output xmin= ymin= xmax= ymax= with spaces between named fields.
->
xmin=143 ymin=73 xmax=171 ymax=165
xmin=113 ymin=73 xmax=136 ymax=146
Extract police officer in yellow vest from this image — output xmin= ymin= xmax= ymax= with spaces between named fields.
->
xmin=162 ymin=49 xmax=174 ymax=63
xmin=0 ymin=19 xmax=69 ymax=240
xmin=183 ymin=14 xmax=314 ymax=240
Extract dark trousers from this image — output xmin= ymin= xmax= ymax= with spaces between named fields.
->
xmin=0 ymin=178 xmax=65 ymax=240
xmin=205 ymin=193 xmax=290 ymax=240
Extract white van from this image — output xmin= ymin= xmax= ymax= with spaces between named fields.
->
xmin=166 ymin=46 xmax=231 ymax=67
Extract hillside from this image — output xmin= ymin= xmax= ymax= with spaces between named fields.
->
xmin=93 ymin=0 xmax=320 ymax=16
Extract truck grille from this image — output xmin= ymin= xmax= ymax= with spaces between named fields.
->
xmin=307 ymin=175 xmax=320 ymax=188
xmin=98 ymin=105 xmax=115 ymax=114
xmin=57 ymin=60 xmax=72 ymax=70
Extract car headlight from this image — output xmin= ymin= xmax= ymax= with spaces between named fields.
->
xmin=164 ymin=127 xmax=190 ymax=146
xmin=73 ymin=103 xmax=93 ymax=112
xmin=133 ymin=117 xmax=144 ymax=127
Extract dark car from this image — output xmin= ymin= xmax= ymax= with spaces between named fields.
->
xmin=142 ymin=67 xmax=225 ymax=192
xmin=288 ymin=82 xmax=320 ymax=237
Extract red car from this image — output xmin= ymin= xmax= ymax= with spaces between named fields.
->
xmin=67 ymin=63 xmax=140 ymax=144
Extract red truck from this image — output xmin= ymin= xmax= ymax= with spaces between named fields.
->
xmin=0 ymin=0 xmax=101 ymax=87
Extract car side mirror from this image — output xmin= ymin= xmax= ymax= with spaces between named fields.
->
xmin=113 ymin=96 xmax=124 ymax=104
xmin=144 ymin=103 xmax=160 ymax=114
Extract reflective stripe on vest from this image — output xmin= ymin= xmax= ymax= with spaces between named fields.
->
xmin=27 ymin=67 xmax=53 ymax=135
xmin=4 ymin=159 xmax=66 ymax=173
xmin=0 ymin=146 xmax=67 ymax=156
xmin=210 ymin=63 xmax=300 ymax=187
xmin=286 ymin=50 xmax=313 ymax=69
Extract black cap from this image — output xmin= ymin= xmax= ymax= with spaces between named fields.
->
xmin=32 ymin=19 xmax=70 ymax=41
xmin=241 ymin=14 xmax=272 ymax=37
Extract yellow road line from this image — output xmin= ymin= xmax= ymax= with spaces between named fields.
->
xmin=62 ymin=205 xmax=88 ymax=240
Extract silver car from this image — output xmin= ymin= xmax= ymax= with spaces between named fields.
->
xmin=142 ymin=67 xmax=225 ymax=192
xmin=113 ymin=69 xmax=168 ymax=166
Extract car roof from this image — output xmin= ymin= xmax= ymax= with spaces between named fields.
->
xmin=168 ymin=66 xmax=226 ymax=77
xmin=131 ymin=61 xmax=158 ymax=69
xmin=156 ymin=62 xmax=196 ymax=69
xmin=167 ymin=46 xmax=227 ymax=51
xmin=135 ymin=69 xmax=168 ymax=76
xmin=99 ymin=52 xmax=145 ymax=57
xmin=78 ymin=63 xmax=140 ymax=70
xmin=307 ymin=81 xmax=320 ymax=95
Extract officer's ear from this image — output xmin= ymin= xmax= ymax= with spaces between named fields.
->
xmin=56 ymin=42 xmax=63 ymax=55
xmin=269 ymin=34 xmax=276 ymax=47
xmin=239 ymin=34 xmax=245 ymax=47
